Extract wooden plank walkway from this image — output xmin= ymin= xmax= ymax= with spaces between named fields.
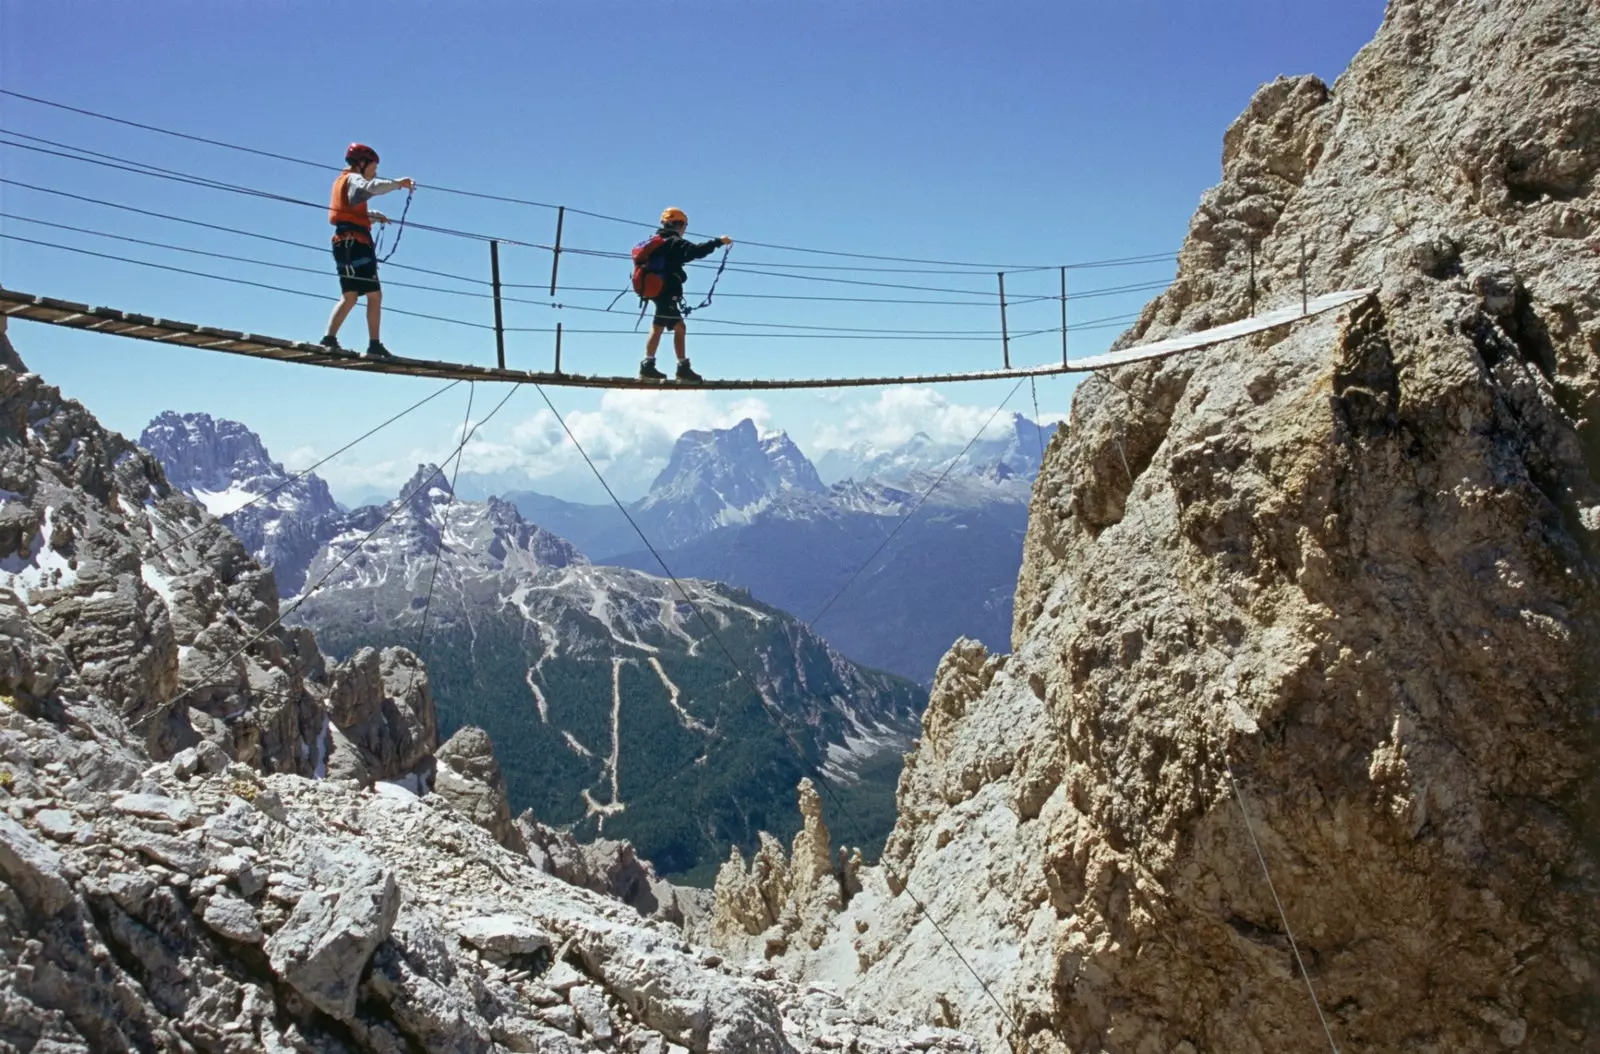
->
xmin=0 ymin=286 xmax=1373 ymax=390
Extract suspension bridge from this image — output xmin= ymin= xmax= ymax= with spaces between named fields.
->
xmin=0 ymin=286 xmax=1373 ymax=390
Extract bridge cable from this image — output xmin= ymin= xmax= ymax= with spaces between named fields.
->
xmin=2 ymin=214 xmax=1052 ymax=339
xmin=404 ymin=382 xmax=476 ymax=702
xmin=0 ymin=88 xmax=1092 ymax=270
xmin=0 ymin=134 xmax=547 ymax=249
xmin=3 ymin=188 xmax=1166 ymax=308
xmin=0 ymin=108 xmax=1180 ymax=276
xmin=7 ymin=228 xmax=1104 ymax=344
xmin=0 ymin=179 xmax=487 ymax=286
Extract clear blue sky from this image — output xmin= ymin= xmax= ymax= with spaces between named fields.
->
xmin=1 ymin=0 xmax=1385 ymax=504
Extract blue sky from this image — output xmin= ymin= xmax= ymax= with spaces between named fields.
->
xmin=1 ymin=0 xmax=1385 ymax=504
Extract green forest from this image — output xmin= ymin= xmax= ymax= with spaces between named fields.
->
xmin=301 ymin=585 xmax=923 ymax=884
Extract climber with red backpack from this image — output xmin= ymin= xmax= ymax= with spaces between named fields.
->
xmin=633 ymin=207 xmax=732 ymax=382
xmin=321 ymin=143 xmax=415 ymax=360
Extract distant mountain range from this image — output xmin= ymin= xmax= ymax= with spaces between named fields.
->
xmin=500 ymin=413 xmax=1056 ymax=681
xmin=140 ymin=416 xmax=928 ymax=882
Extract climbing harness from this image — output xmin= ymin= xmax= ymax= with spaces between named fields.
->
xmin=374 ymin=186 xmax=414 ymax=263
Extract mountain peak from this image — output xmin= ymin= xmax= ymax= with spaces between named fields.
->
xmin=636 ymin=419 xmax=826 ymax=548
xmin=140 ymin=410 xmax=342 ymax=595
xmin=139 ymin=411 xmax=281 ymax=495
xmin=399 ymin=463 xmax=454 ymax=507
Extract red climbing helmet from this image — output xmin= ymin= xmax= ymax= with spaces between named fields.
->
xmin=345 ymin=142 xmax=380 ymax=167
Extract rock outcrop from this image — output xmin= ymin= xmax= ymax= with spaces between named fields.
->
xmin=324 ymin=646 xmax=438 ymax=788
xmin=433 ymin=724 xmax=526 ymax=853
xmin=518 ymin=811 xmax=712 ymax=931
xmin=0 ymin=713 xmax=981 ymax=1052
xmin=711 ymin=778 xmax=860 ymax=960
xmin=0 ymin=322 xmax=321 ymax=772
xmin=712 ymin=1 xmax=1600 ymax=1051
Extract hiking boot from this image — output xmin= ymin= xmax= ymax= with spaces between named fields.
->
xmin=639 ymin=357 xmax=667 ymax=381
xmin=365 ymin=341 xmax=397 ymax=360
xmin=675 ymin=359 xmax=703 ymax=384
xmin=318 ymin=334 xmax=348 ymax=355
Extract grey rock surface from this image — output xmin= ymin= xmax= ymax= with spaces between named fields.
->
xmin=264 ymin=850 xmax=400 ymax=1020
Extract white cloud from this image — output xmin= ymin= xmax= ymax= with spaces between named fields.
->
xmin=810 ymin=388 xmax=1018 ymax=454
xmin=281 ymin=445 xmax=320 ymax=472
xmin=314 ymin=390 xmax=771 ymax=500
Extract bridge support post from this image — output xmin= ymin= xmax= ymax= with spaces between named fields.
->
xmin=1060 ymin=266 xmax=1068 ymax=366
xmin=549 ymin=206 xmax=565 ymax=296
xmin=554 ymin=322 xmax=563 ymax=375
xmin=490 ymin=240 xmax=506 ymax=369
xmin=998 ymin=271 xmax=1010 ymax=369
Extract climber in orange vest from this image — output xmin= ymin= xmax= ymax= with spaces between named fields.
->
xmin=320 ymin=143 xmax=415 ymax=359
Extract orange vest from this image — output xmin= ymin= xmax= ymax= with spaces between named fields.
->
xmin=328 ymin=172 xmax=371 ymax=237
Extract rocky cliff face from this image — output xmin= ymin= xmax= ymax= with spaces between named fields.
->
xmin=711 ymin=1 xmax=1600 ymax=1050
xmin=0 ymin=323 xmax=981 ymax=1051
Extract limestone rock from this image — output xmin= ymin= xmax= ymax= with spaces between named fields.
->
xmin=113 ymin=791 xmax=195 ymax=825
xmin=432 ymin=724 xmax=526 ymax=852
xmin=0 ymin=317 xmax=981 ymax=1053
xmin=520 ymin=811 xmax=709 ymax=929
xmin=202 ymin=892 xmax=264 ymax=944
xmin=325 ymin=645 xmax=436 ymax=784
xmin=0 ymin=812 xmax=73 ymax=915
xmin=568 ymin=984 xmax=616 ymax=1044
xmin=454 ymin=914 xmax=551 ymax=962
xmin=711 ymin=779 xmax=855 ymax=958
xmin=32 ymin=808 xmax=80 ymax=843
xmin=264 ymin=851 xmax=400 ymax=1021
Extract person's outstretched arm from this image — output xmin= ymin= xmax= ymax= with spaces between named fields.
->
xmin=345 ymin=174 xmax=416 ymax=223
xmin=684 ymin=235 xmax=732 ymax=262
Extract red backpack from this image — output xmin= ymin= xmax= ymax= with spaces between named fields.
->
xmin=631 ymin=235 xmax=670 ymax=300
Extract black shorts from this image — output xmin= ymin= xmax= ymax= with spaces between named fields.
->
xmin=651 ymin=295 xmax=683 ymax=328
xmin=333 ymin=238 xmax=380 ymax=295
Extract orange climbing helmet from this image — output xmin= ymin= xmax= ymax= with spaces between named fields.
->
xmin=345 ymin=142 xmax=379 ymax=168
xmin=660 ymin=206 xmax=688 ymax=230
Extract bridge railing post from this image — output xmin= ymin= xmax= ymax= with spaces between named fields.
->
xmin=1059 ymin=266 xmax=1068 ymax=367
xmin=998 ymin=271 xmax=1010 ymax=369
xmin=490 ymin=240 xmax=506 ymax=369
xmin=554 ymin=322 xmax=563 ymax=375
xmin=549 ymin=206 xmax=565 ymax=297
